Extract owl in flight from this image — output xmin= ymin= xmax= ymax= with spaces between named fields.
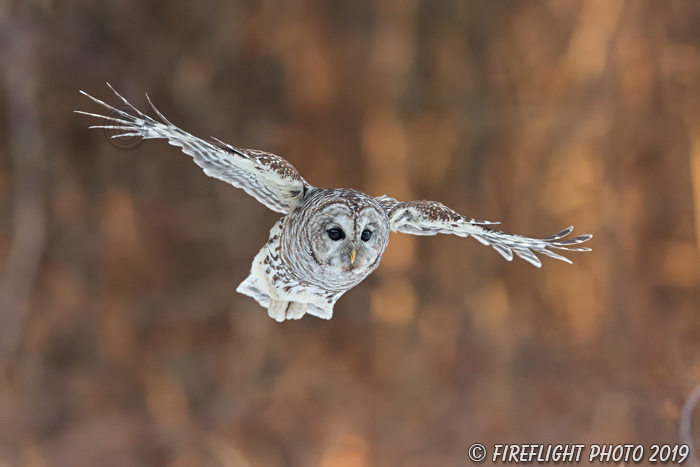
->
xmin=78 ymin=85 xmax=592 ymax=322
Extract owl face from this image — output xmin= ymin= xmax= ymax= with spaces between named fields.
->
xmin=307 ymin=201 xmax=388 ymax=274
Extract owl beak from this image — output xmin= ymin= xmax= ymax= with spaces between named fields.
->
xmin=349 ymin=248 xmax=356 ymax=265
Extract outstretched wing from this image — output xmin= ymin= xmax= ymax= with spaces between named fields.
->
xmin=376 ymin=195 xmax=592 ymax=267
xmin=77 ymin=84 xmax=310 ymax=214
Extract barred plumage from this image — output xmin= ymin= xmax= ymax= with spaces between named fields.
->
xmin=376 ymin=196 xmax=591 ymax=268
xmin=77 ymin=84 xmax=308 ymax=214
xmin=78 ymin=84 xmax=592 ymax=321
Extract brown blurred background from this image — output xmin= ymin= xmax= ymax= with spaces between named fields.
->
xmin=1 ymin=0 xmax=699 ymax=465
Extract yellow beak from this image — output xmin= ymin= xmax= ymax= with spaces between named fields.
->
xmin=350 ymin=248 xmax=356 ymax=265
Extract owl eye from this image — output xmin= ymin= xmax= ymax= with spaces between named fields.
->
xmin=361 ymin=229 xmax=372 ymax=241
xmin=327 ymin=228 xmax=345 ymax=241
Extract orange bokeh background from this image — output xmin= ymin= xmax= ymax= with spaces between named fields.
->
xmin=1 ymin=1 xmax=699 ymax=465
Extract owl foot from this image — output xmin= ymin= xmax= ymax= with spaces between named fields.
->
xmin=286 ymin=302 xmax=307 ymax=320
xmin=268 ymin=300 xmax=307 ymax=322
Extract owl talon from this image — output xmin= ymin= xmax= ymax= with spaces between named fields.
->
xmin=268 ymin=300 xmax=307 ymax=321
xmin=286 ymin=302 xmax=307 ymax=320
xmin=267 ymin=299 xmax=287 ymax=322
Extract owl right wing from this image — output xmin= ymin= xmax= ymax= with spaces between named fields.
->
xmin=376 ymin=195 xmax=592 ymax=267
xmin=76 ymin=84 xmax=310 ymax=214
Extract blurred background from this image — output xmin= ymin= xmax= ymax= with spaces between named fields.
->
xmin=1 ymin=0 xmax=699 ymax=465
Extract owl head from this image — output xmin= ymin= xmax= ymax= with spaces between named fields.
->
xmin=288 ymin=189 xmax=390 ymax=278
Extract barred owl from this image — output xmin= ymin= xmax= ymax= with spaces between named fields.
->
xmin=78 ymin=85 xmax=592 ymax=322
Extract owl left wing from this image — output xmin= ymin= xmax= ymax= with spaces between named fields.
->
xmin=77 ymin=84 xmax=310 ymax=214
xmin=376 ymin=195 xmax=592 ymax=267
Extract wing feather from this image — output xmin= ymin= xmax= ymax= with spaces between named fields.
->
xmin=377 ymin=195 xmax=592 ymax=267
xmin=77 ymin=84 xmax=310 ymax=214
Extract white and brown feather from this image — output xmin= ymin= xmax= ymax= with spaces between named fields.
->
xmin=238 ymin=188 xmax=389 ymax=319
xmin=77 ymin=86 xmax=308 ymax=214
xmin=78 ymin=85 xmax=592 ymax=321
xmin=377 ymin=195 xmax=592 ymax=268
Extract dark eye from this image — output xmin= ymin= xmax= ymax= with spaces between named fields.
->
xmin=361 ymin=229 xmax=372 ymax=241
xmin=327 ymin=228 xmax=345 ymax=241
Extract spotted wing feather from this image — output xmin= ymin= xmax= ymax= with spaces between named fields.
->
xmin=376 ymin=195 xmax=592 ymax=267
xmin=77 ymin=84 xmax=309 ymax=214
